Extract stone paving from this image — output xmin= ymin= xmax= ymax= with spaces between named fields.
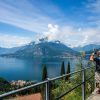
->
xmin=5 ymin=93 xmax=43 ymax=100
xmin=87 ymin=88 xmax=100 ymax=100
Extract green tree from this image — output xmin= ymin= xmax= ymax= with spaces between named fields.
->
xmin=66 ymin=61 xmax=71 ymax=80
xmin=42 ymin=64 xmax=48 ymax=81
xmin=0 ymin=77 xmax=12 ymax=94
xmin=60 ymin=61 xmax=65 ymax=76
xmin=52 ymin=61 xmax=95 ymax=100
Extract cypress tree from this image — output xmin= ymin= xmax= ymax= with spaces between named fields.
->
xmin=66 ymin=61 xmax=71 ymax=80
xmin=42 ymin=64 xmax=48 ymax=81
xmin=60 ymin=61 xmax=65 ymax=76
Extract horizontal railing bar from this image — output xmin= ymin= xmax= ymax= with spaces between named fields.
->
xmin=55 ymin=82 xmax=83 ymax=99
xmin=0 ymin=67 xmax=94 ymax=98
xmin=0 ymin=80 xmax=48 ymax=98
xmin=55 ymin=71 xmax=94 ymax=99
xmin=50 ymin=69 xmax=83 ymax=81
xmin=85 ymin=75 xmax=95 ymax=82
xmin=0 ymin=69 xmax=82 ymax=98
xmin=50 ymin=67 xmax=93 ymax=81
xmin=85 ymin=67 xmax=94 ymax=70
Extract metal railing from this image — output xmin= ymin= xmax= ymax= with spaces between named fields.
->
xmin=0 ymin=66 xmax=95 ymax=100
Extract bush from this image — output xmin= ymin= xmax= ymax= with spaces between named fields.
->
xmin=51 ymin=60 xmax=95 ymax=100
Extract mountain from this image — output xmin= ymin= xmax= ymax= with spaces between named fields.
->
xmin=0 ymin=41 xmax=79 ymax=58
xmin=0 ymin=47 xmax=7 ymax=54
xmin=86 ymin=47 xmax=100 ymax=54
xmin=0 ymin=46 xmax=25 ymax=54
xmin=73 ymin=44 xmax=100 ymax=52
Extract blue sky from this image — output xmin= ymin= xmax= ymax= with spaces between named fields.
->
xmin=0 ymin=0 xmax=100 ymax=48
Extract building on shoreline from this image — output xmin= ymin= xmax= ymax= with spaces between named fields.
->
xmin=11 ymin=80 xmax=34 ymax=87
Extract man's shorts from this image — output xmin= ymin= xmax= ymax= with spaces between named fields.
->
xmin=95 ymin=72 xmax=100 ymax=87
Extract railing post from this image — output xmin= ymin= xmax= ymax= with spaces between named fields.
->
xmin=45 ymin=78 xmax=50 ymax=100
xmin=82 ymin=68 xmax=86 ymax=100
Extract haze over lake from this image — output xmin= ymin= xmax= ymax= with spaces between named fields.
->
xmin=0 ymin=57 xmax=77 ymax=82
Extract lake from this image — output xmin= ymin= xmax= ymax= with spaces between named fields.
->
xmin=0 ymin=57 xmax=79 ymax=82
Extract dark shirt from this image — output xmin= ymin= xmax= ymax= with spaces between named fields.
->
xmin=94 ymin=57 xmax=100 ymax=73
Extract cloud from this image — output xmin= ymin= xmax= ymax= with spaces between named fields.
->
xmin=0 ymin=33 xmax=32 ymax=48
xmin=42 ymin=24 xmax=100 ymax=47
xmin=87 ymin=0 xmax=100 ymax=13
xmin=0 ymin=0 xmax=100 ymax=48
xmin=1 ymin=24 xmax=98 ymax=48
xmin=86 ymin=0 xmax=100 ymax=27
xmin=0 ymin=0 xmax=64 ymax=33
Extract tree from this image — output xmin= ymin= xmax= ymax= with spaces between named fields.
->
xmin=0 ymin=77 xmax=11 ymax=92
xmin=42 ymin=64 xmax=48 ymax=81
xmin=66 ymin=61 xmax=71 ymax=80
xmin=60 ymin=61 xmax=65 ymax=76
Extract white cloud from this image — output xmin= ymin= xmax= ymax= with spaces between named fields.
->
xmin=0 ymin=0 xmax=100 ymax=48
xmin=42 ymin=24 xmax=100 ymax=47
xmin=87 ymin=0 xmax=100 ymax=27
xmin=0 ymin=34 xmax=32 ymax=48
xmin=0 ymin=23 xmax=99 ymax=48
xmin=87 ymin=0 xmax=100 ymax=13
xmin=0 ymin=0 xmax=63 ymax=33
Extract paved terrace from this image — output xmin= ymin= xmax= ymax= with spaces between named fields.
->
xmin=87 ymin=88 xmax=100 ymax=100
xmin=5 ymin=89 xmax=100 ymax=100
xmin=5 ymin=93 xmax=43 ymax=100
xmin=8 ymin=89 xmax=100 ymax=100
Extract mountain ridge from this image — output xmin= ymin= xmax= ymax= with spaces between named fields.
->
xmin=73 ymin=44 xmax=100 ymax=52
xmin=0 ymin=41 xmax=79 ymax=58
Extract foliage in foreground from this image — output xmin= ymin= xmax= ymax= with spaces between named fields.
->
xmin=52 ymin=60 xmax=95 ymax=100
xmin=0 ymin=60 xmax=95 ymax=100
xmin=42 ymin=64 xmax=48 ymax=81
xmin=60 ymin=61 xmax=65 ymax=76
xmin=0 ymin=77 xmax=12 ymax=94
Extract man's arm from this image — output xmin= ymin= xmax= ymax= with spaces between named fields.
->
xmin=90 ymin=53 xmax=94 ymax=61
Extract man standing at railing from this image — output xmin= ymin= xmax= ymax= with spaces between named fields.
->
xmin=90 ymin=50 xmax=100 ymax=94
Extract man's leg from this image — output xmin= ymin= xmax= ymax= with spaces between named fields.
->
xmin=96 ymin=83 xmax=99 ymax=88
xmin=95 ymin=72 xmax=100 ymax=94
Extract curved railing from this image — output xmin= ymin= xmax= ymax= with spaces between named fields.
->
xmin=0 ymin=66 xmax=95 ymax=100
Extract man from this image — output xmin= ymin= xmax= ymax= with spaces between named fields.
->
xmin=90 ymin=50 xmax=100 ymax=93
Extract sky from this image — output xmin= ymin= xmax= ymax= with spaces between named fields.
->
xmin=0 ymin=0 xmax=100 ymax=48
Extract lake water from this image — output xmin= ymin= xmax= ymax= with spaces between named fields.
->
xmin=0 ymin=57 xmax=78 ymax=82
